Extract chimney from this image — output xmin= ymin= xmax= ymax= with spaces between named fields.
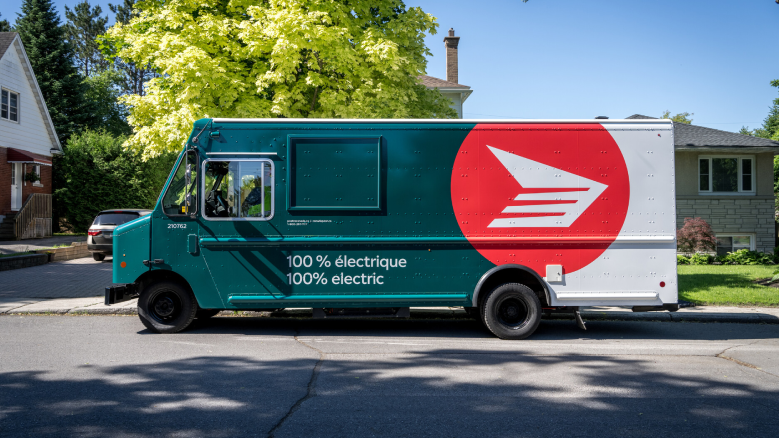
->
xmin=444 ymin=28 xmax=460 ymax=84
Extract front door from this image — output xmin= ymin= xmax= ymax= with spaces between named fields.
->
xmin=10 ymin=163 xmax=21 ymax=210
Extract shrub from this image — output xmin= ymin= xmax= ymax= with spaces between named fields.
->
xmin=677 ymin=255 xmax=690 ymax=265
xmin=717 ymin=249 xmax=775 ymax=265
xmin=676 ymin=217 xmax=716 ymax=254
xmin=689 ymin=253 xmax=712 ymax=265
xmin=54 ymin=130 xmax=177 ymax=232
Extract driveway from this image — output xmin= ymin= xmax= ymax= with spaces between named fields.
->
xmin=0 ymin=257 xmax=112 ymax=298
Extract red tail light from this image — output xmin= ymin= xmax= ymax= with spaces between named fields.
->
xmin=88 ymin=230 xmax=102 ymax=236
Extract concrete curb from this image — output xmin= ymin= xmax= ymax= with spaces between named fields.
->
xmin=3 ymin=304 xmax=778 ymax=324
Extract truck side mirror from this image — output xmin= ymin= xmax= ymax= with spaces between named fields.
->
xmin=185 ymin=163 xmax=192 ymax=188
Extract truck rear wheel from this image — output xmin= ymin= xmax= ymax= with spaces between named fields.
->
xmin=138 ymin=281 xmax=197 ymax=334
xmin=481 ymin=283 xmax=541 ymax=340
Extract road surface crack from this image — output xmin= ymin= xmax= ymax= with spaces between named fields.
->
xmin=716 ymin=340 xmax=778 ymax=378
xmin=267 ymin=334 xmax=325 ymax=438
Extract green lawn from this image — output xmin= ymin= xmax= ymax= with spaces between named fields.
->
xmin=678 ymin=265 xmax=779 ymax=307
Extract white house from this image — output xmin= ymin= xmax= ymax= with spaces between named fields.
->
xmin=0 ymin=32 xmax=61 ymax=239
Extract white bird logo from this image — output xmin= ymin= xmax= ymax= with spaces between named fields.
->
xmin=487 ymin=146 xmax=608 ymax=228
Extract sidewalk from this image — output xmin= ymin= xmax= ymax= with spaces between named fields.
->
xmin=1 ymin=297 xmax=777 ymax=323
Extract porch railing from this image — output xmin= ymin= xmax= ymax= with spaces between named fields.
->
xmin=14 ymin=193 xmax=52 ymax=240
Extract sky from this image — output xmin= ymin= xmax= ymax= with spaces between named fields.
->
xmin=1 ymin=0 xmax=778 ymax=132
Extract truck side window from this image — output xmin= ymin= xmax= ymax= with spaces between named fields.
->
xmin=161 ymin=151 xmax=198 ymax=216
xmin=203 ymin=159 xmax=274 ymax=220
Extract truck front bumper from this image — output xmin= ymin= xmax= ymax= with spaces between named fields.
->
xmin=105 ymin=283 xmax=139 ymax=305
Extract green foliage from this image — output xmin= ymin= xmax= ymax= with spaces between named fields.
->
xmin=15 ymin=0 xmax=93 ymax=143
xmin=23 ymin=170 xmax=41 ymax=183
xmin=716 ymin=249 xmax=775 ymax=265
xmin=0 ymin=12 xmax=11 ymax=32
xmin=106 ymin=0 xmax=156 ymax=97
xmin=689 ymin=253 xmax=712 ymax=265
xmin=65 ymin=0 xmax=109 ymax=77
xmin=54 ymin=130 xmax=176 ymax=232
xmin=677 ymin=255 xmax=690 ymax=265
xmin=661 ymin=110 xmax=693 ymax=124
xmin=739 ymin=126 xmax=756 ymax=136
xmin=83 ymin=69 xmax=131 ymax=135
xmin=103 ymin=0 xmax=458 ymax=158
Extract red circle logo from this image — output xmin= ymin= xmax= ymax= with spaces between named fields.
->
xmin=451 ymin=124 xmax=630 ymax=275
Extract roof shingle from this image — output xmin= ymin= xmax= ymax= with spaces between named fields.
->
xmin=0 ymin=32 xmax=18 ymax=59
xmin=418 ymin=74 xmax=470 ymax=89
xmin=627 ymin=114 xmax=779 ymax=148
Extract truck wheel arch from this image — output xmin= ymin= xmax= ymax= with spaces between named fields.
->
xmin=135 ymin=270 xmax=196 ymax=303
xmin=472 ymin=264 xmax=550 ymax=308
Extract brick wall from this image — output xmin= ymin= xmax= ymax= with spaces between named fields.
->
xmin=0 ymin=147 xmax=53 ymax=215
xmin=20 ymin=163 xmax=52 ymax=200
xmin=676 ymin=198 xmax=776 ymax=253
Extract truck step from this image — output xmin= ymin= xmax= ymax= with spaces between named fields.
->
xmin=313 ymin=307 xmax=410 ymax=319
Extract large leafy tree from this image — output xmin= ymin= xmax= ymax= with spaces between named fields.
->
xmin=104 ymin=0 xmax=457 ymax=158
xmin=65 ymin=0 xmax=110 ymax=77
xmin=15 ymin=0 xmax=92 ymax=143
xmin=107 ymin=0 xmax=156 ymax=96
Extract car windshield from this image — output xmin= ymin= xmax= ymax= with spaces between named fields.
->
xmin=93 ymin=213 xmax=140 ymax=226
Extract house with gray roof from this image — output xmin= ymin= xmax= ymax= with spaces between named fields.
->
xmin=627 ymin=114 xmax=779 ymax=254
xmin=0 ymin=32 xmax=61 ymax=239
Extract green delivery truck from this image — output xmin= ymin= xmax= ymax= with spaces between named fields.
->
xmin=106 ymin=118 xmax=678 ymax=339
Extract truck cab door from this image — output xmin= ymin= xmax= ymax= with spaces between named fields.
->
xmin=151 ymin=150 xmax=200 ymax=270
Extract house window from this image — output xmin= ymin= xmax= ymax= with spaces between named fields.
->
xmin=716 ymin=235 xmax=754 ymax=257
xmin=33 ymin=165 xmax=42 ymax=187
xmin=1 ymin=89 xmax=19 ymax=122
xmin=698 ymin=156 xmax=754 ymax=193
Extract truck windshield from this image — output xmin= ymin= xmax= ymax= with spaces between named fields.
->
xmin=162 ymin=151 xmax=198 ymax=216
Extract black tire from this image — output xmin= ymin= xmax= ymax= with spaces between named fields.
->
xmin=481 ymin=283 xmax=541 ymax=340
xmin=196 ymin=308 xmax=221 ymax=319
xmin=92 ymin=253 xmax=106 ymax=261
xmin=138 ymin=281 xmax=197 ymax=334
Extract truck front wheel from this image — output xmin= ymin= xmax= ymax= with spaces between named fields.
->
xmin=481 ymin=283 xmax=541 ymax=340
xmin=138 ymin=281 xmax=197 ymax=334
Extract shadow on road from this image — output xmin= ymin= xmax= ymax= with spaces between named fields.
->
xmin=0 ymin=346 xmax=777 ymax=437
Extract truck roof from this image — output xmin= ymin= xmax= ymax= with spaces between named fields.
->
xmin=210 ymin=118 xmax=673 ymax=125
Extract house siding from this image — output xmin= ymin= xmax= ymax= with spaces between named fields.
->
xmin=0 ymin=41 xmax=55 ymax=157
xmin=675 ymin=151 xmax=776 ymax=252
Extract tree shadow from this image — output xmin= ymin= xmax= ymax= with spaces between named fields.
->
xmin=1 ymin=345 xmax=777 ymax=437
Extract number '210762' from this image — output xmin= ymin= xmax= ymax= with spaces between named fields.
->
xmin=167 ymin=224 xmax=187 ymax=229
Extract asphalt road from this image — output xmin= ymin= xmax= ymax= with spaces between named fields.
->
xmin=1 ymin=316 xmax=778 ymax=437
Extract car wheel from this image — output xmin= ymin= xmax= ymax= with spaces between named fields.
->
xmin=92 ymin=253 xmax=106 ymax=261
xmin=138 ymin=281 xmax=197 ymax=334
xmin=481 ymin=283 xmax=541 ymax=340
xmin=196 ymin=309 xmax=221 ymax=319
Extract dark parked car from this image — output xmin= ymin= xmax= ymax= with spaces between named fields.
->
xmin=87 ymin=209 xmax=152 ymax=261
